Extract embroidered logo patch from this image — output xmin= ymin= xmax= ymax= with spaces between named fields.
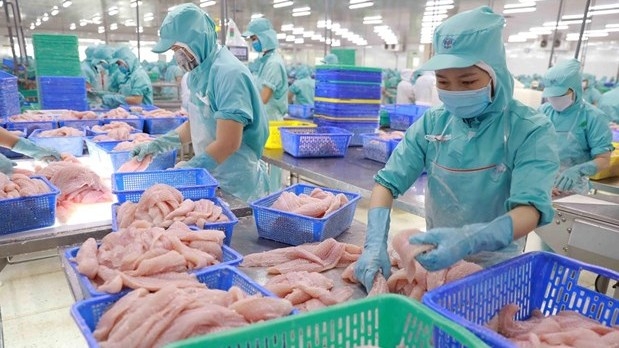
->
xmin=442 ymin=36 xmax=455 ymax=49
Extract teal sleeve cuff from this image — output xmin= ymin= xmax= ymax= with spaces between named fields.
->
xmin=184 ymin=153 xmax=218 ymax=171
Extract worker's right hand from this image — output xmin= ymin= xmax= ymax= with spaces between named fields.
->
xmin=354 ymin=207 xmax=392 ymax=293
xmin=11 ymin=138 xmax=61 ymax=162
xmin=0 ymin=153 xmax=17 ymax=175
xmin=131 ymin=130 xmax=182 ymax=161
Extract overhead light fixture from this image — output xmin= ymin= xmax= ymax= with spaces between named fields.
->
xmin=273 ymin=1 xmax=294 ymax=8
xmin=79 ymin=19 xmax=87 ymax=26
xmin=292 ymin=6 xmax=310 ymax=12
xmin=281 ymin=23 xmax=294 ymax=31
xmin=425 ymin=0 xmax=453 ymax=6
xmin=69 ymin=22 xmax=76 ymax=30
xmin=30 ymin=23 xmax=35 ymax=30
xmin=363 ymin=15 xmax=382 ymax=21
xmin=130 ymin=0 xmax=142 ymax=8
xmin=0 ymin=2 xmax=4 ymax=8
xmin=62 ymin=0 xmax=72 ymax=8
xmin=124 ymin=19 xmax=136 ymax=26
xmin=503 ymin=7 xmax=536 ymax=14
xmin=590 ymin=9 xmax=619 ymax=16
xmin=200 ymin=1 xmax=216 ymax=8
xmin=292 ymin=11 xmax=310 ymax=17
xmin=251 ymin=13 xmax=263 ymax=19
xmin=51 ymin=6 xmax=59 ymax=16
xmin=98 ymin=26 xmax=105 ymax=33
xmin=504 ymin=1 xmax=536 ymax=9
xmin=363 ymin=19 xmax=382 ymax=24
xmin=108 ymin=6 xmax=119 ymax=16
xmin=276 ymin=33 xmax=286 ymax=39
xmin=110 ymin=23 xmax=118 ymax=30
xmin=144 ymin=13 xmax=154 ymax=21
xmin=285 ymin=35 xmax=295 ymax=42
xmin=292 ymin=27 xmax=304 ymax=34
xmin=349 ymin=1 xmax=374 ymax=9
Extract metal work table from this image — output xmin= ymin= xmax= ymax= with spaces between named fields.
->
xmin=591 ymin=176 xmax=619 ymax=195
xmin=60 ymin=214 xmax=368 ymax=302
xmin=262 ymin=147 xmax=427 ymax=216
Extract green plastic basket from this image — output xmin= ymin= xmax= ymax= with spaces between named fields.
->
xmin=165 ymin=294 xmax=488 ymax=348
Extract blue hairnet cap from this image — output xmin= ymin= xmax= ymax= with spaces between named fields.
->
xmin=153 ymin=3 xmax=206 ymax=53
xmin=242 ymin=18 xmax=272 ymax=37
xmin=542 ymin=58 xmax=582 ymax=97
xmin=417 ymin=6 xmax=505 ymax=71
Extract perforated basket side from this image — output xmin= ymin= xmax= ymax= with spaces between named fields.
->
xmin=280 ymin=127 xmax=352 ymax=158
xmin=0 ymin=176 xmax=59 ymax=235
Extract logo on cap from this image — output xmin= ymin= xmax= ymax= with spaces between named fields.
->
xmin=442 ymin=36 xmax=455 ymax=49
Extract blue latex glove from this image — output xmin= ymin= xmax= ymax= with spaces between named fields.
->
xmin=177 ymin=153 xmax=218 ymax=171
xmin=0 ymin=153 xmax=16 ymax=174
xmin=354 ymin=207 xmax=392 ymax=292
xmin=12 ymin=138 xmax=61 ymax=161
xmin=554 ymin=161 xmax=598 ymax=192
xmin=131 ymin=130 xmax=181 ymax=161
xmin=102 ymin=94 xmax=126 ymax=108
xmin=410 ymin=214 xmax=514 ymax=271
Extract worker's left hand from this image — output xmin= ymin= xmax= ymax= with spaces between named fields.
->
xmin=554 ymin=161 xmax=597 ymax=192
xmin=102 ymin=94 xmax=126 ymax=108
xmin=409 ymin=214 xmax=513 ymax=271
xmin=179 ymin=153 xmax=218 ymax=171
xmin=11 ymin=138 xmax=61 ymax=162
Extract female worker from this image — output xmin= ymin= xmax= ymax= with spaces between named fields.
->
xmin=101 ymin=46 xmax=153 ymax=108
xmin=288 ymin=65 xmax=315 ymax=106
xmin=539 ymin=59 xmax=613 ymax=195
xmin=131 ymin=3 xmax=269 ymax=202
xmin=0 ymin=128 xmax=61 ymax=174
xmin=242 ymin=18 xmax=288 ymax=121
xmin=354 ymin=6 xmax=560 ymax=291
xmin=581 ymin=73 xmax=602 ymax=106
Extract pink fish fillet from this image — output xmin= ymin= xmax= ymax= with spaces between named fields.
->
xmin=118 ymin=155 xmax=153 ymax=172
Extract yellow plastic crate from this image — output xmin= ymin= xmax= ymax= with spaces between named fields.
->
xmin=265 ymin=120 xmax=316 ymax=149
xmin=590 ymin=144 xmax=619 ymax=180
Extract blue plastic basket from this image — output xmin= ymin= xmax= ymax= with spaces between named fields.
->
xmin=111 ymin=197 xmax=238 ymax=245
xmin=361 ymin=133 xmax=402 ymax=163
xmin=89 ymin=141 xmax=177 ymax=176
xmin=249 ymin=183 xmax=361 ymax=246
xmin=389 ymin=104 xmax=429 ymax=131
xmin=280 ymin=126 xmax=352 ymax=158
xmin=7 ymin=119 xmax=57 ymax=136
xmin=65 ymin=242 xmax=243 ymax=299
xmin=314 ymin=101 xmax=380 ymax=118
xmin=0 ymin=128 xmax=26 ymax=158
xmin=315 ymin=67 xmax=382 ymax=83
xmin=71 ymin=265 xmax=285 ymax=348
xmin=29 ymin=128 xmax=84 ymax=157
xmin=287 ymin=104 xmax=314 ymax=119
xmin=0 ymin=72 xmax=19 ymax=119
xmin=422 ymin=251 xmax=619 ymax=348
xmin=315 ymin=81 xmax=382 ymax=100
xmin=313 ymin=116 xmax=378 ymax=147
xmin=142 ymin=116 xmax=187 ymax=134
xmin=111 ymin=168 xmax=219 ymax=203
xmin=100 ymin=117 xmax=144 ymax=132
xmin=0 ymin=176 xmax=59 ymax=235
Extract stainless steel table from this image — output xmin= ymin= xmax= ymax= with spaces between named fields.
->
xmin=591 ymin=176 xmax=619 ymax=195
xmin=60 ymin=214 xmax=368 ymax=302
xmin=262 ymin=147 xmax=427 ymax=216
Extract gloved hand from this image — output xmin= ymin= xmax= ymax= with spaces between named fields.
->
xmin=409 ymin=214 xmax=513 ymax=271
xmin=177 ymin=153 xmax=218 ymax=171
xmin=554 ymin=161 xmax=597 ymax=192
xmin=354 ymin=207 xmax=392 ymax=292
xmin=12 ymin=138 xmax=61 ymax=161
xmin=0 ymin=153 xmax=16 ymax=175
xmin=102 ymin=94 xmax=126 ymax=108
xmin=131 ymin=130 xmax=181 ymax=161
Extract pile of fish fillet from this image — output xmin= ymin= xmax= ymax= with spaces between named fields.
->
xmin=8 ymin=113 xmax=54 ymax=122
xmin=270 ymin=187 xmax=349 ymax=218
xmin=486 ymin=303 xmax=619 ymax=347
xmin=58 ymin=110 xmax=98 ymax=120
xmin=116 ymin=184 xmax=229 ymax=229
xmin=90 ymin=122 xmax=140 ymax=141
xmin=35 ymin=126 xmax=84 ymax=137
xmin=0 ymin=173 xmax=50 ymax=199
xmin=141 ymin=109 xmax=178 ymax=118
xmin=34 ymin=154 xmax=113 ymax=222
xmin=102 ymin=107 xmax=136 ymax=119
xmin=92 ymin=284 xmax=293 ymax=348
xmin=341 ymin=229 xmax=483 ymax=300
xmin=73 ymin=221 xmax=227 ymax=294
xmin=242 ymin=238 xmax=361 ymax=311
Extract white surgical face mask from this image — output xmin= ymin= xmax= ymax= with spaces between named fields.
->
xmin=548 ymin=93 xmax=573 ymax=112
xmin=174 ymin=48 xmax=198 ymax=73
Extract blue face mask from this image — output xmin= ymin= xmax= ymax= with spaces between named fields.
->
xmin=252 ymin=40 xmax=263 ymax=53
xmin=438 ymin=82 xmax=492 ymax=119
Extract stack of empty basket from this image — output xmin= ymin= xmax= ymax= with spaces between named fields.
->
xmin=0 ymin=71 xmax=21 ymax=120
xmin=313 ymin=65 xmax=382 ymax=146
xmin=32 ymin=33 xmax=87 ymax=111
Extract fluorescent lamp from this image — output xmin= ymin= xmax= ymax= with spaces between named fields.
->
xmin=504 ymin=1 xmax=535 ymax=9
xmin=51 ymin=6 xmax=59 ymax=16
xmin=363 ymin=19 xmax=382 ymax=24
xmin=508 ymin=35 xmax=528 ymax=43
xmin=349 ymin=2 xmax=373 ymax=9
xmin=79 ymin=20 xmax=87 ymax=26
xmin=561 ymin=14 xmax=591 ymax=20
xmin=276 ymin=33 xmax=286 ymax=39
xmin=292 ymin=27 xmax=304 ymax=34
xmin=30 ymin=23 xmax=35 ymax=30
xmin=426 ymin=0 xmax=453 ymax=6
xmin=98 ymin=26 xmax=105 ymax=33
xmin=130 ymin=1 xmax=142 ymax=8
xmin=590 ymin=4 xmax=619 ymax=11
xmin=42 ymin=14 xmax=49 ymax=22
xmin=425 ymin=4 xmax=454 ymax=11
xmin=293 ymin=6 xmax=310 ymax=12
xmin=503 ymin=7 xmax=536 ymax=14
xmin=273 ymin=1 xmax=293 ymax=8
xmin=590 ymin=9 xmax=619 ymax=16
xmin=108 ymin=6 xmax=118 ymax=15
xmin=350 ymin=0 xmax=368 ymax=3
xmin=251 ymin=13 xmax=263 ymax=19
xmin=281 ymin=24 xmax=294 ymax=31
xmin=285 ymin=35 xmax=295 ymax=42
xmin=292 ymin=11 xmax=310 ymax=17
xmin=69 ymin=23 xmax=76 ymax=30
xmin=364 ymin=15 xmax=382 ymax=21
xmin=110 ymin=23 xmax=118 ymax=30
xmin=606 ymin=23 xmax=619 ymax=28
xmin=200 ymin=1 xmax=216 ymax=8
xmin=62 ymin=0 xmax=72 ymax=8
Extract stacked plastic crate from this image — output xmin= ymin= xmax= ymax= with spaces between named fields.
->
xmin=313 ymin=65 xmax=382 ymax=146
xmin=32 ymin=34 xmax=87 ymax=111
xmin=0 ymin=71 xmax=21 ymax=119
